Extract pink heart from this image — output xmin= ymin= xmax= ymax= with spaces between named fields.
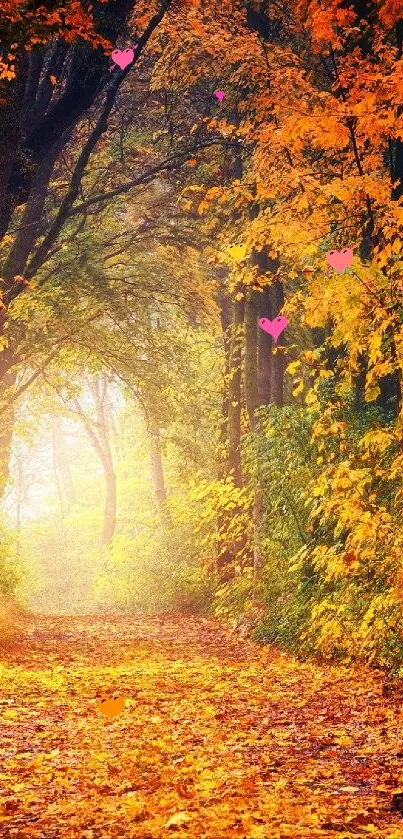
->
xmin=111 ymin=48 xmax=135 ymax=70
xmin=258 ymin=316 xmax=289 ymax=343
xmin=325 ymin=247 xmax=353 ymax=272
xmin=214 ymin=90 xmax=225 ymax=101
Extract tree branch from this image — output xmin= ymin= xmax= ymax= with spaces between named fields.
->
xmin=67 ymin=138 xmax=244 ymax=217
xmin=0 ymin=308 xmax=105 ymax=416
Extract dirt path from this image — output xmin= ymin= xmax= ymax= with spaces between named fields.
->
xmin=0 ymin=614 xmax=403 ymax=838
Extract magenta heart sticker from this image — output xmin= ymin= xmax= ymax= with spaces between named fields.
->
xmin=258 ymin=316 xmax=289 ymax=343
xmin=325 ymin=247 xmax=353 ymax=272
xmin=214 ymin=90 xmax=225 ymax=101
xmin=111 ymin=48 xmax=135 ymax=70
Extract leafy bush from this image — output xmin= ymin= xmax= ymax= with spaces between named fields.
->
xmin=0 ymin=522 xmax=23 ymax=641
xmin=94 ymin=513 xmax=216 ymax=615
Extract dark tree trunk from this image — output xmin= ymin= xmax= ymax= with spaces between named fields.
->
xmin=257 ymin=285 xmax=272 ymax=405
xmin=270 ymin=279 xmax=285 ymax=407
xmin=216 ymin=284 xmax=236 ymax=580
xmin=0 ymin=357 xmax=17 ymax=498
xmin=390 ymin=20 xmax=403 ymax=202
xmin=2 ymin=136 xmax=69 ymax=283
xmin=251 ymin=248 xmax=283 ymax=584
xmin=216 ymin=295 xmax=246 ymax=582
xmin=255 ymin=250 xmax=282 ymax=406
xmin=228 ymin=297 xmax=245 ymax=488
xmin=217 ymin=282 xmax=232 ymax=479
xmin=244 ymin=288 xmax=259 ymax=430
xmin=0 ymin=55 xmax=28 ymax=238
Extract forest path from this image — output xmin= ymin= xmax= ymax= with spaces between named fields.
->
xmin=0 ymin=613 xmax=402 ymax=839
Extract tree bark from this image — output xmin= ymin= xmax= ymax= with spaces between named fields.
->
xmin=254 ymin=249 xmax=283 ymax=586
xmin=149 ymin=425 xmax=172 ymax=527
xmin=228 ymin=297 xmax=245 ymax=488
xmin=15 ymin=451 xmax=25 ymax=560
xmin=255 ymin=250 xmax=282 ymax=406
xmin=0 ymin=55 xmax=28 ymax=238
xmin=270 ymin=279 xmax=285 ymax=407
xmin=0 ymin=361 xmax=17 ymax=499
xmin=2 ymin=134 xmax=69 ymax=284
xmin=257 ymin=285 xmax=272 ymax=405
xmin=245 ymin=286 xmax=265 ymax=586
xmin=92 ymin=376 xmax=116 ymax=546
xmin=244 ymin=288 xmax=259 ymax=430
xmin=246 ymin=282 xmax=265 ymax=588
xmin=217 ymin=282 xmax=232 ymax=479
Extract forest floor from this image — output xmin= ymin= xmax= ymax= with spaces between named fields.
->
xmin=1 ymin=615 xmax=403 ymax=839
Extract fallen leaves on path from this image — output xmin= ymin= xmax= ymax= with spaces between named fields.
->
xmin=0 ymin=614 xmax=403 ymax=838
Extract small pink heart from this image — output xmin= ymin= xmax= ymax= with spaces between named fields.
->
xmin=258 ymin=316 xmax=289 ymax=343
xmin=111 ymin=48 xmax=135 ymax=70
xmin=325 ymin=247 xmax=353 ymax=272
xmin=214 ymin=90 xmax=225 ymax=102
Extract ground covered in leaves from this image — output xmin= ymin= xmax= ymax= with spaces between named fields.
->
xmin=1 ymin=614 xmax=403 ymax=838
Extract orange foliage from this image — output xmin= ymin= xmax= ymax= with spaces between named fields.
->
xmin=0 ymin=1 xmax=110 ymax=80
xmin=1 ymin=615 xmax=403 ymax=837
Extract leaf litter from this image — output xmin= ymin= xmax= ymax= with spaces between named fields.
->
xmin=0 ymin=614 xmax=402 ymax=838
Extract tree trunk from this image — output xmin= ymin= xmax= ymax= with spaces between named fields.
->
xmin=15 ymin=452 xmax=24 ymax=560
xmin=149 ymin=425 xmax=172 ymax=527
xmin=245 ymin=286 xmax=265 ymax=588
xmin=93 ymin=377 xmax=116 ymax=546
xmin=244 ymin=288 xmax=259 ymax=430
xmin=254 ymin=252 xmax=282 ymax=586
xmin=2 ymin=136 xmax=69 ymax=283
xmin=228 ymin=297 xmax=245 ymax=488
xmin=216 ymin=295 xmax=246 ymax=581
xmin=216 ymin=285 xmax=235 ymax=580
xmin=217 ymin=282 xmax=232 ymax=480
xmin=75 ymin=376 xmax=117 ymax=546
xmin=255 ymin=250 xmax=282 ymax=406
xmin=0 ymin=353 xmax=17 ymax=498
xmin=257 ymin=285 xmax=272 ymax=405
xmin=52 ymin=416 xmax=76 ymax=516
xmin=149 ymin=426 xmax=167 ymax=503
xmin=0 ymin=55 xmax=28 ymax=239
xmin=270 ymin=279 xmax=285 ymax=406
xmin=102 ymin=464 xmax=117 ymax=547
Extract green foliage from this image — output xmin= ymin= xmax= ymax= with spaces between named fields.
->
xmin=0 ymin=523 xmax=18 ymax=598
xmin=212 ymin=400 xmax=403 ymax=669
xmin=19 ymin=515 xmax=103 ymax=614
xmin=94 ymin=519 xmax=216 ymax=614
